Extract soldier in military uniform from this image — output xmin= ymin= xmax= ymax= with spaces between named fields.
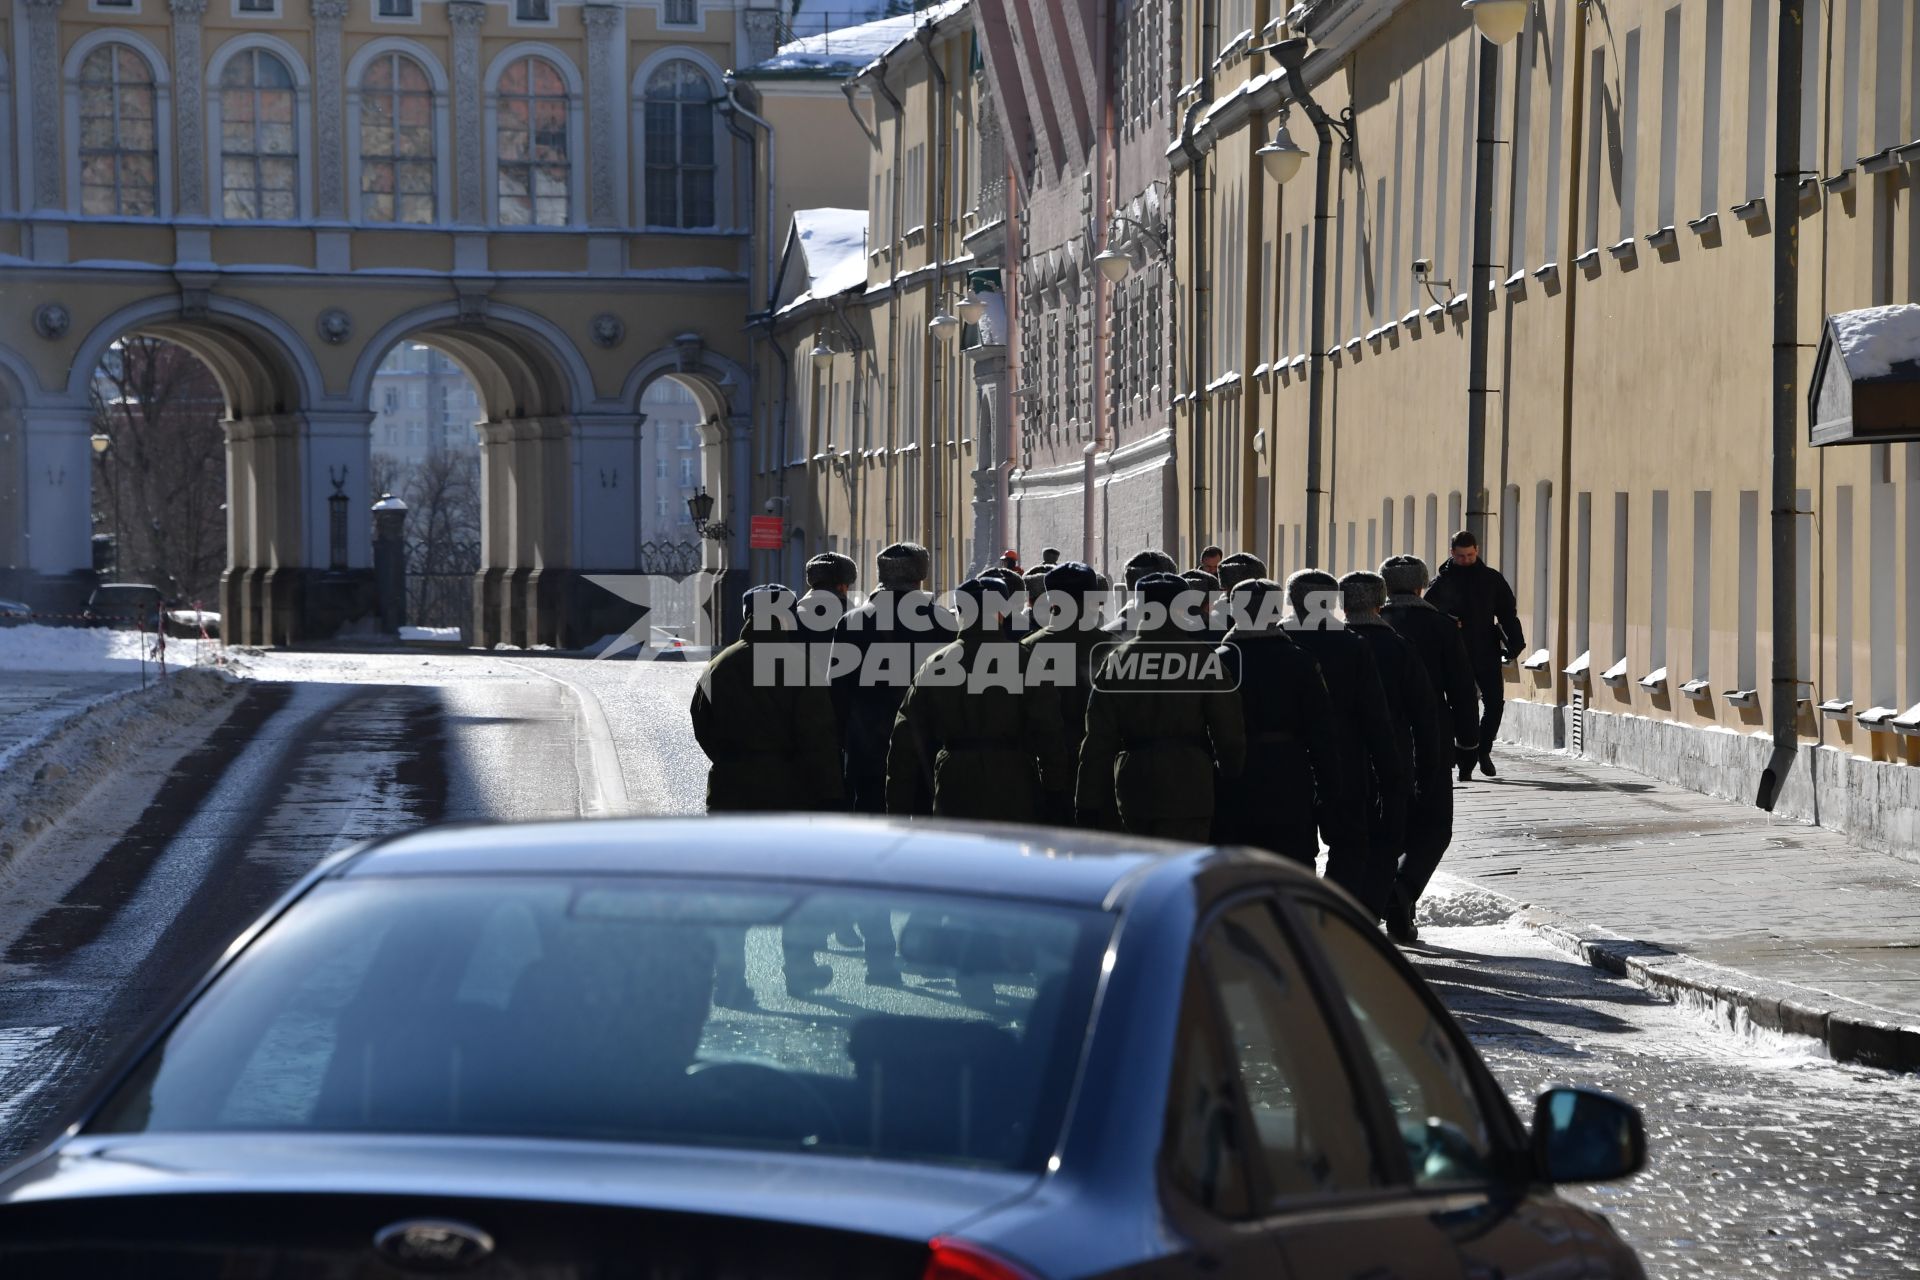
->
xmin=833 ymin=542 xmax=949 ymax=814
xmin=1282 ymin=570 xmax=1404 ymax=914
xmin=1077 ymin=572 xmax=1245 ymax=841
xmin=886 ymin=575 xmax=1069 ymax=822
xmin=1019 ymin=560 xmax=1107 ymax=826
xmin=1214 ymin=577 xmax=1343 ymax=866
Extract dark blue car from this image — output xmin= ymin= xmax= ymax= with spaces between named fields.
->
xmin=0 ymin=818 xmax=1646 ymax=1277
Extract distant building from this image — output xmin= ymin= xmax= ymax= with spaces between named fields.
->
xmin=369 ymin=344 xmax=483 ymax=470
xmin=638 ymin=376 xmax=708 ymax=544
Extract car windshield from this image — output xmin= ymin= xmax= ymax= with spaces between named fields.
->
xmin=89 ymin=876 xmax=1110 ymax=1171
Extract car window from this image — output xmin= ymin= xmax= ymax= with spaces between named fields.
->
xmin=89 ymin=876 xmax=1110 ymax=1172
xmin=1202 ymin=900 xmax=1381 ymax=1202
xmin=1301 ymin=900 xmax=1496 ymax=1188
xmin=1163 ymin=961 xmax=1253 ymax=1218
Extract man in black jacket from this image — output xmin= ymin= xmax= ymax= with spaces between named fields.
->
xmin=1214 ymin=578 xmax=1343 ymax=868
xmin=1282 ymin=571 xmax=1404 ymax=915
xmin=1342 ymin=571 xmax=1447 ymax=932
xmin=1380 ymin=554 xmax=1479 ymax=940
xmin=831 ymin=542 xmax=952 ymax=813
xmin=1426 ymin=530 xmax=1525 ymax=780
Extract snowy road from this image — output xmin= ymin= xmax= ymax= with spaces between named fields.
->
xmin=2 ymin=653 xmax=1916 ymax=1279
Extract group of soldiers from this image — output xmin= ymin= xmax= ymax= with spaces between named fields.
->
xmin=689 ymin=532 xmax=1525 ymax=945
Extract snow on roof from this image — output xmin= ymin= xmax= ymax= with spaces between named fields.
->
xmin=779 ymin=209 xmax=869 ymax=314
xmin=747 ymin=0 xmax=968 ymax=78
xmin=1829 ymin=303 xmax=1920 ymax=380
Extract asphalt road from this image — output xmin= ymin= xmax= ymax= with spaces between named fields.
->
xmin=2 ymin=651 xmax=1916 ymax=1280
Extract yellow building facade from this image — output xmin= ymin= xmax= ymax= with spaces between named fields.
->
xmin=1177 ymin=0 xmax=1920 ymax=850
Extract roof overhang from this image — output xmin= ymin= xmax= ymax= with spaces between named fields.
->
xmin=1810 ymin=305 xmax=1920 ymax=446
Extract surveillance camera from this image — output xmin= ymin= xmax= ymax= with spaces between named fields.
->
xmin=763 ymin=498 xmax=777 ymax=513
xmin=1412 ymin=258 xmax=1432 ymax=277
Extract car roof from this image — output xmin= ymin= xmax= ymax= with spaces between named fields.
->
xmin=336 ymin=816 xmax=1299 ymax=908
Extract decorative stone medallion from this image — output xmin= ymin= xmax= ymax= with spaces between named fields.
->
xmin=591 ymin=313 xmax=625 ymax=348
xmin=32 ymin=303 xmax=70 ymax=340
xmin=316 ymin=308 xmax=353 ymax=345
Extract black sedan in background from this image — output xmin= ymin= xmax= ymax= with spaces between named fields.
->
xmin=0 ymin=819 xmax=1646 ymax=1278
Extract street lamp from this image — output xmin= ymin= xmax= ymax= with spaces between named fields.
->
xmin=1463 ymin=0 xmax=1528 ymax=44
xmin=90 ymin=432 xmax=111 ymax=455
xmin=809 ymin=337 xmax=835 ymax=367
xmin=1094 ymin=213 xmax=1168 ymax=284
xmin=928 ymin=309 xmax=962 ymax=339
xmin=955 ymin=294 xmax=986 ymax=325
xmin=687 ymin=486 xmax=715 ymax=532
xmin=1257 ymin=117 xmax=1308 ymax=185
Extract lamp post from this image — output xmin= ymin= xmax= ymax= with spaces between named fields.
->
xmin=687 ymin=486 xmax=730 ymax=543
xmin=1262 ymin=37 xmax=1356 ymax=570
xmin=90 ymin=432 xmax=118 ymax=578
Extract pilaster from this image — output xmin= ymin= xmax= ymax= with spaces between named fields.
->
xmin=448 ymin=1 xmax=488 ymax=225
xmin=312 ymin=0 xmax=350 ymax=220
xmin=169 ymin=0 xmax=209 ymax=217
xmin=582 ymin=4 xmax=623 ymax=228
xmin=24 ymin=0 xmax=62 ymax=212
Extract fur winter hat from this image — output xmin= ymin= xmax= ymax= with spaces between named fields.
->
xmin=1123 ymin=549 xmax=1178 ymax=588
xmin=804 ymin=551 xmax=858 ymax=590
xmin=1338 ymin=571 xmax=1387 ymax=614
xmin=875 ymin=541 xmax=931 ymax=588
xmin=1217 ymin=552 xmax=1267 ymax=591
xmin=1379 ymin=554 xmax=1431 ymax=595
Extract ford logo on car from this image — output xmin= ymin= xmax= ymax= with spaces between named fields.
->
xmin=372 ymin=1219 xmax=496 ymax=1272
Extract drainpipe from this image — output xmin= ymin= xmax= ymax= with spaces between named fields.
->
xmin=724 ymin=80 xmax=778 ymax=310
xmin=832 ymin=295 xmax=866 ymax=559
xmin=1552 ymin=8 xmax=1591 ymax=725
xmin=918 ymin=24 xmax=950 ymax=578
xmin=1757 ymin=0 xmax=1804 ymax=812
xmin=1178 ymin=96 xmax=1209 ymax=561
xmin=1301 ymin=102 xmax=1333 ymax=568
xmin=1464 ymin=39 xmax=1500 ymax=545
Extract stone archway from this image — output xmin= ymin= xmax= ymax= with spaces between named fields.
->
xmin=349 ymin=303 xmax=595 ymax=649
xmin=60 ymin=295 xmax=324 ymax=644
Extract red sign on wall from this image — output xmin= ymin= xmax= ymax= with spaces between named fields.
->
xmin=749 ymin=516 xmax=785 ymax=550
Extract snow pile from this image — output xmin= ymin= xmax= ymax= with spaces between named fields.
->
xmin=1829 ymin=303 xmax=1920 ymax=379
xmin=0 ymin=623 xmax=211 ymax=673
xmin=399 ymin=626 xmax=463 ymax=643
xmin=1415 ymin=875 xmax=1520 ymax=928
xmin=750 ymin=0 xmax=969 ymax=77
xmin=0 ymin=667 xmax=237 ymax=872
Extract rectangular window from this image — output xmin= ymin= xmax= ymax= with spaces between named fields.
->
xmin=1737 ymin=490 xmax=1759 ymax=690
xmin=1389 ymin=91 xmax=1405 ymax=320
xmin=1839 ymin=0 xmax=1864 ymax=163
xmin=1618 ymin=29 xmax=1641 ymax=243
xmin=377 ymin=0 xmax=413 ymax=15
xmin=1367 ymin=519 xmax=1377 ymax=571
xmin=514 ymin=0 xmax=550 ymax=20
xmin=1797 ymin=485 xmax=1814 ymax=682
xmin=1542 ymin=0 xmax=1567 ymax=258
xmin=1281 ymin=231 xmax=1293 ymax=354
xmin=1501 ymin=484 xmax=1521 ymax=605
xmin=1533 ymin=481 xmax=1553 ymax=655
xmin=1584 ymin=47 xmax=1606 ymax=250
xmin=1656 ymin=8 xmax=1680 ymax=231
xmin=1745 ymin=0 xmax=1771 ymax=200
xmin=1456 ymin=39 xmax=1478 ymax=290
xmin=1575 ymin=491 xmax=1592 ymax=662
xmin=1403 ymin=495 xmax=1415 ymax=555
xmin=1447 ymin=490 xmax=1463 ymax=535
xmin=1700 ymin=0 xmax=1724 ymax=215
xmin=1835 ymin=485 xmax=1854 ymax=703
xmin=680 ymin=457 xmax=695 ymax=487
xmin=1259 ymin=238 xmax=1273 ymax=357
xmin=1873 ymin=1 xmax=1905 ymax=154
xmin=1436 ymin=44 xmax=1454 ymax=276
xmin=1509 ymin=7 xmax=1536 ymax=271
xmin=1424 ymin=493 xmax=1439 ymax=568
xmin=237 ymin=0 xmax=275 ymax=10
xmin=1691 ymin=492 xmax=1712 ymax=682
xmin=1650 ymin=490 xmax=1669 ymax=673
xmin=1382 ymin=498 xmax=1395 ymax=557
xmin=1612 ymin=493 xmax=1630 ymax=667
xmin=1871 ymin=461 xmax=1896 ymax=707
xmin=664 ymin=0 xmax=697 ymax=25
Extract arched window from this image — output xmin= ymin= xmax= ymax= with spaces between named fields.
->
xmin=643 ymin=59 xmax=715 ymax=228
xmin=219 ymin=49 xmax=298 ymax=220
xmin=79 ymin=44 xmax=158 ymax=217
xmin=360 ymin=52 xmax=434 ymax=223
xmin=496 ymin=55 xmax=569 ymax=226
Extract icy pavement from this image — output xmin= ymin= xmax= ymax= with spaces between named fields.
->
xmin=1416 ymin=880 xmax=1920 ymax=1278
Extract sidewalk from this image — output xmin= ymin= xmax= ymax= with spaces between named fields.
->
xmin=1435 ymin=745 xmax=1920 ymax=1071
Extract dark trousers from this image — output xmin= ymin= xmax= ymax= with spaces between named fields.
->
xmin=1465 ymin=662 xmax=1505 ymax=758
xmin=1396 ymin=779 xmax=1454 ymax=906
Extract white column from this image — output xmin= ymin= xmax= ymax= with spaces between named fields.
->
xmin=448 ymin=0 xmax=487 ymax=225
xmin=23 ymin=0 xmax=61 ymax=212
xmin=169 ymin=0 xmax=209 ymax=217
xmin=311 ymin=0 xmax=349 ymax=221
xmin=582 ymin=4 xmax=622 ymax=229
xmin=24 ymin=405 xmax=92 ymax=572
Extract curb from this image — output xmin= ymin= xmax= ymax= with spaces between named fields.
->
xmin=1428 ymin=874 xmax=1920 ymax=1074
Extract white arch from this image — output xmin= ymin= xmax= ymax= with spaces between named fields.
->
xmin=0 ymin=342 xmax=43 ymax=408
xmin=630 ymin=46 xmax=731 ymax=232
xmin=481 ymin=43 xmax=587 ymax=229
xmin=62 ymin=292 xmax=326 ymax=412
xmin=62 ymin=30 xmax=175 ymax=219
xmin=204 ymin=34 xmax=315 ymax=222
xmin=344 ymin=38 xmax=452 ymax=227
xmin=345 ymin=300 xmax=597 ymax=416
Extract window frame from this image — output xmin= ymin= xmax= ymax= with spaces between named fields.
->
xmin=73 ymin=40 xmax=162 ymax=218
xmin=510 ymin=0 xmax=557 ymax=26
xmin=1278 ymin=887 xmax=1534 ymax=1190
xmin=661 ymin=0 xmax=699 ymax=26
xmin=489 ymin=50 xmax=576 ymax=228
xmin=215 ymin=45 xmax=304 ymax=223
xmin=1163 ymin=889 xmax=1419 ymax=1223
xmin=232 ymin=0 xmax=282 ymax=16
xmin=640 ymin=56 xmax=720 ymax=230
xmin=355 ymin=48 xmax=438 ymax=225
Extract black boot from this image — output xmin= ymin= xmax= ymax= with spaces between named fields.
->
xmin=1478 ymin=751 xmax=1497 ymax=778
xmin=1385 ymin=890 xmax=1419 ymax=944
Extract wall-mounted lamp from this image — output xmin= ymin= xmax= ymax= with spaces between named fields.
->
xmin=1463 ymin=0 xmax=1528 ymax=44
xmin=809 ymin=337 xmax=836 ymax=367
xmin=90 ymin=433 xmax=111 ymax=456
xmin=928 ymin=309 xmax=962 ymax=339
xmin=1257 ymin=117 xmax=1308 ymax=185
xmin=955 ymin=295 xmax=986 ymax=324
xmin=1094 ymin=212 xmax=1169 ymax=284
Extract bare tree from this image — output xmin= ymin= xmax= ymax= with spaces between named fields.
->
xmin=369 ymin=448 xmax=482 ymax=629
xmin=89 ymin=336 xmax=227 ymax=606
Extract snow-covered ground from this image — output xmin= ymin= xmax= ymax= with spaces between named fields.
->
xmin=0 ymin=623 xmax=222 ymax=673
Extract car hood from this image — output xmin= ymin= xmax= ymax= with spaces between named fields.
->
xmin=2 ymin=1132 xmax=1040 ymax=1238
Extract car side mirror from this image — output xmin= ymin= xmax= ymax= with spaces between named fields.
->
xmin=1531 ymin=1086 xmax=1646 ymax=1184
